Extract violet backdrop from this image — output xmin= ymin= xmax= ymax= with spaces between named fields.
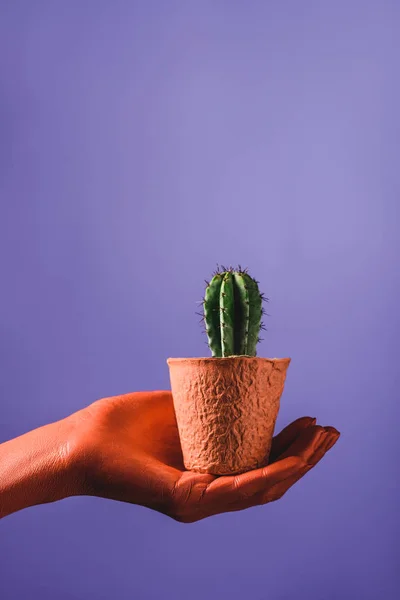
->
xmin=1 ymin=2 xmax=399 ymax=599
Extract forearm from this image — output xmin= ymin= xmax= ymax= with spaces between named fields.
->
xmin=0 ymin=419 xmax=79 ymax=519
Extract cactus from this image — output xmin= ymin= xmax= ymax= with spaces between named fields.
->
xmin=200 ymin=265 xmax=268 ymax=358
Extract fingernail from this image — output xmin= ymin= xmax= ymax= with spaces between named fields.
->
xmin=323 ymin=426 xmax=340 ymax=437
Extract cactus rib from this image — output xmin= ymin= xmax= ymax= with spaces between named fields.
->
xmin=220 ymin=272 xmax=235 ymax=356
xmin=204 ymin=274 xmax=223 ymax=357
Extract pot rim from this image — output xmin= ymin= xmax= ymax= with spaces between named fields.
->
xmin=167 ymin=356 xmax=291 ymax=364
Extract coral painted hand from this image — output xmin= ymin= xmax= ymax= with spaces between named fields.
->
xmin=0 ymin=391 xmax=340 ymax=523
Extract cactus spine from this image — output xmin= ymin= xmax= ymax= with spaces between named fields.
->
xmin=202 ymin=266 xmax=267 ymax=357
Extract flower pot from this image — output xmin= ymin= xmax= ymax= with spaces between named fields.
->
xmin=167 ymin=356 xmax=291 ymax=475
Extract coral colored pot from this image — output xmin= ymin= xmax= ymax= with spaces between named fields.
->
xmin=167 ymin=356 xmax=291 ymax=475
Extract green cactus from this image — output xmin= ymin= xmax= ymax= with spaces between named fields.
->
xmin=200 ymin=265 xmax=268 ymax=357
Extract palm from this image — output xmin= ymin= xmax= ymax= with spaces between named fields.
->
xmin=77 ymin=391 xmax=339 ymax=522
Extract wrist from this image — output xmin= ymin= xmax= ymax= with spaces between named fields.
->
xmin=0 ymin=417 xmax=82 ymax=519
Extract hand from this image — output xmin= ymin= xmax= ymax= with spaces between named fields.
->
xmin=68 ymin=391 xmax=340 ymax=523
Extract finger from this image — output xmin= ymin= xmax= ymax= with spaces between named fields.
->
xmin=230 ymin=430 xmax=339 ymax=512
xmin=203 ymin=427 xmax=326 ymax=505
xmin=270 ymin=416 xmax=316 ymax=462
xmin=277 ymin=424 xmax=328 ymax=464
xmin=233 ymin=426 xmax=331 ymax=499
xmin=200 ymin=427 xmax=339 ymax=511
xmin=261 ymin=430 xmax=340 ymax=503
xmin=323 ymin=425 xmax=340 ymax=438
xmin=260 ymin=469 xmax=308 ymax=504
xmin=306 ymin=428 xmax=340 ymax=465
xmin=253 ymin=428 xmax=332 ymax=502
xmin=204 ymin=454 xmax=305 ymax=506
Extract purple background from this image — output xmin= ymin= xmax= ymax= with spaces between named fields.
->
xmin=1 ymin=2 xmax=399 ymax=599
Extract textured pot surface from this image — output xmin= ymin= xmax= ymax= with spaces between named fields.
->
xmin=167 ymin=356 xmax=291 ymax=475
